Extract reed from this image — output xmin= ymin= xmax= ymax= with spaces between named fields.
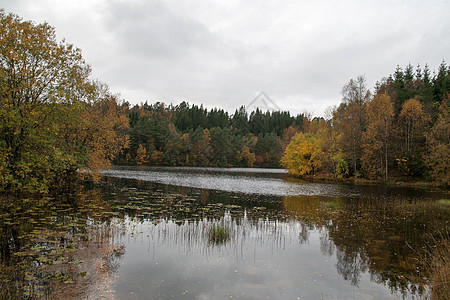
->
xmin=427 ymin=232 xmax=449 ymax=300
xmin=208 ymin=224 xmax=229 ymax=244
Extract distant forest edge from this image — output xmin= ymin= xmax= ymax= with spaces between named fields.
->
xmin=119 ymin=62 xmax=449 ymax=186
xmin=1 ymin=11 xmax=449 ymax=193
xmin=119 ymin=101 xmax=303 ymax=168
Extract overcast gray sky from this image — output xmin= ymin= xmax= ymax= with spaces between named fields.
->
xmin=1 ymin=0 xmax=449 ymax=116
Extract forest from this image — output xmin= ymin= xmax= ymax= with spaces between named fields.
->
xmin=282 ymin=66 xmax=449 ymax=185
xmin=1 ymin=10 xmax=449 ymax=194
xmin=118 ymin=102 xmax=304 ymax=168
xmin=119 ymin=62 xmax=449 ymax=185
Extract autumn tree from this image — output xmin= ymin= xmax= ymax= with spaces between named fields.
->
xmin=281 ymin=133 xmax=323 ymax=176
xmin=394 ymin=98 xmax=430 ymax=176
xmin=316 ymin=118 xmax=337 ymax=175
xmin=426 ymin=96 xmax=449 ymax=185
xmin=80 ymin=83 xmax=129 ymax=178
xmin=122 ymin=99 xmax=303 ymax=168
xmin=0 ymin=11 xmax=128 ymax=192
xmin=333 ymin=152 xmax=349 ymax=178
xmin=136 ymin=144 xmax=148 ymax=165
xmin=282 ymin=123 xmax=301 ymax=150
xmin=240 ymin=145 xmax=256 ymax=167
xmin=0 ymin=11 xmax=89 ymax=192
xmin=361 ymin=94 xmax=394 ymax=180
xmin=399 ymin=98 xmax=429 ymax=152
xmin=117 ymin=61 xmax=447 ymax=182
xmin=333 ymin=76 xmax=370 ymax=174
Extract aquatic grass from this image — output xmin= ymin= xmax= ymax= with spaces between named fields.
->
xmin=321 ymin=201 xmax=338 ymax=210
xmin=208 ymin=224 xmax=229 ymax=245
xmin=437 ymin=199 xmax=450 ymax=206
xmin=424 ymin=231 xmax=449 ymax=300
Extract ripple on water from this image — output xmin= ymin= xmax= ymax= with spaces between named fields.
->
xmin=101 ymin=168 xmax=347 ymax=197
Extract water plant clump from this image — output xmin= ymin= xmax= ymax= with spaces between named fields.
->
xmin=208 ymin=224 xmax=229 ymax=245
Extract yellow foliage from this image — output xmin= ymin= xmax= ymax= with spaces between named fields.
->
xmin=281 ymin=133 xmax=323 ymax=176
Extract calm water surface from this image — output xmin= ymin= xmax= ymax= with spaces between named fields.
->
xmin=1 ymin=166 xmax=448 ymax=299
xmin=99 ymin=166 xmax=448 ymax=299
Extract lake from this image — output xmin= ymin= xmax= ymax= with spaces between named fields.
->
xmin=1 ymin=166 xmax=448 ymax=299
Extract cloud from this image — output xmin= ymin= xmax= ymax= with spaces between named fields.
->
xmin=104 ymin=1 xmax=217 ymax=59
xmin=1 ymin=0 xmax=449 ymax=116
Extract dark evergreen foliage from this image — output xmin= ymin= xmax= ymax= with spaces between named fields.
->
xmin=120 ymin=101 xmax=304 ymax=167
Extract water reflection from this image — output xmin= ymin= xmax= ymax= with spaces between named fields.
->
xmin=1 ymin=168 xmax=448 ymax=299
xmin=0 ymin=190 xmax=124 ymax=299
xmin=283 ymin=195 xmax=449 ymax=295
xmin=99 ymin=174 xmax=448 ymax=299
xmin=113 ymin=218 xmax=382 ymax=299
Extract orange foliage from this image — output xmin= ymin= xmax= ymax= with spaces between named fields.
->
xmin=80 ymin=91 xmax=130 ymax=181
xmin=136 ymin=144 xmax=148 ymax=165
xmin=241 ymin=145 xmax=256 ymax=167
xmin=362 ymin=94 xmax=394 ymax=180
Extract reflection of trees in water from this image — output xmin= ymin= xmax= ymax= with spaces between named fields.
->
xmin=74 ymin=178 xmax=444 ymax=298
xmin=131 ymin=211 xmax=304 ymax=261
xmin=283 ymin=195 xmax=446 ymax=296
xmin=318 ymin=221 xmax=370 ymax=287
xmin=105 ymin=178 xmax=440 ymax=298
xmin=319 ymin=229 xmax=335 ymax=257
xmin=0 ymin=190 xmax=125 ymax=299
xmin=335 ymin=248 xmax=368 ymax=286
xmin=298 ymin=222 xmax=310 ymax=244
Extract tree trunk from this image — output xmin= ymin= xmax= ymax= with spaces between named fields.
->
xmin=385 ymin=143 xmax=388 ymax=181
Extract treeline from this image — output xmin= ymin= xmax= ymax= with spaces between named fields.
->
xmin=283 ymin=62 xmax=449 ymax=184
xmin=118 ymin=102 xmax=305 ymax=168
xmin=1 ymin=11 xmax=449 ymax=194
xmin=119 ymin=62 xmax=449 ymax=185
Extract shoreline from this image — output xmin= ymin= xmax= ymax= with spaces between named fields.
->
xmin=296 ymin=174 xmax=448 ymax=189
xmin=113 ymin=164 xmax=448 ymax=189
